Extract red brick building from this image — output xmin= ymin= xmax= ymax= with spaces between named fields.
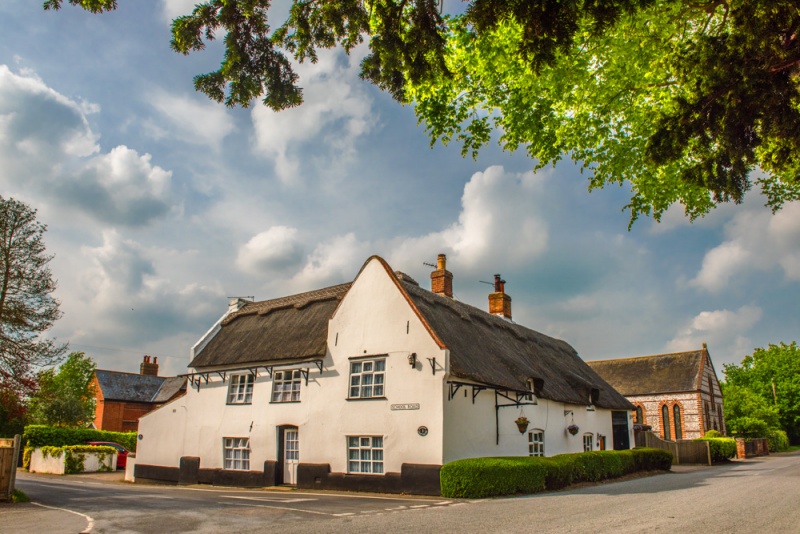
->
xmin=91 ymin=356 xmax=186 ymax=432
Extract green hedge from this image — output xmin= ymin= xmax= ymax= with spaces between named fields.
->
xmin=23 ymin=425 xmax=137 ymax=452
xmin=693 ymin=437 xmax=737 ymax=462
xmin=767 ymin=430 xmax=790 ymax=452
xmin=440 ymin=448 xmax=672 ymax=498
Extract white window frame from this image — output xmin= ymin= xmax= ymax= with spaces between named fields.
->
xmin=223 ymin=437 xmax=250 ymax=470
xmin=348 ymin=359 xmax=386 ymax=398
xmin=227 ymin=373 xmax=254 ymax=404
xmin=347 ymin=436 xmax=384 ymax=474
xmin=528 ymin=429 xmax=544 ymax=457
xmin=272 ymin=370 xmax=302 ymax=402
xmin=583 ymin=433 xmax=594 ymax=452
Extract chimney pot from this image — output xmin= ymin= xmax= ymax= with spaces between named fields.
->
xmin=488 ymin=274 xmax=512 ymax=319
xmin=140 ymin=355 xmax=160 ymax=376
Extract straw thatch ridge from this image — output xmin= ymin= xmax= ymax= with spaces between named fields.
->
xmin=586 ymin=350 xmax=706 ymax=396
xmin=190 ymin=283 xmax=352 ymax=369
xmin=399 ymin=280 xmax=632 ymax=410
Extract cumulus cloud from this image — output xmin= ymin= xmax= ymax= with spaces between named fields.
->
xmin=160 ymin=0 xmax=198 ymax=22
xmin=236 ymin=226 xmax=305 ymax=275
xmin=0 ymin=65 xmax=173 ymax=226
xmin=665 ymin=305 xmax=763 ymax=359
xmin=691 ymin=201 xmax=800 ymax=292
xmin=289 ymin=233 xmax=372 ymax=290
xmin=148 ymin=90 xmax=235 ymax=149
xmin=251 ymin=48 xmax=375 ymax=184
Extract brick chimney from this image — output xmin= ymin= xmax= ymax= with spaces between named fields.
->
xmin=488 ymin=274 xmax=512 ymax=319
xmin=430 ymin=254 xmax=453 ymax=298
xmin=140 ymin=355 xmax=159 ymax=376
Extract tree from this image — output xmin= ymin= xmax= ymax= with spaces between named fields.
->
xmin=45 ymin=1 xmax=800 ymax=223
xmin=724 ymin=342 xmax=800 ymax=444
xmin=0 ymin=385 xmax=28 ymax=437
xmin=0 ymin=196 xmax=66 ymax=397
xmin=721 ymin=383 xmax=781 ymax=438
xmin=28 ymin=352 xmax=96 ymax=427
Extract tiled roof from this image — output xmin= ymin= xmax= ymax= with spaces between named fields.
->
xmin=95 ymin=370 xmax=186 ymax=403
xmin=586 ymin=350 xmax=706 ymax=396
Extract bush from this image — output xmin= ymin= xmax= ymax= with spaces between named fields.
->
xmin=440 ymin=448 xmax=671 ymax=498
xmin=703 ymin=429 xmax=722 ymax=438
xmin=23 ymin=425 xmax=136 ymax=453
xmin=767 ymin=429 xmax=790 ymax=452
xmin=694 ymin=437 xmax=737 ymax=462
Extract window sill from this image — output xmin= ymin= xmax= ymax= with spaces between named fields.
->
xmin=269 ymin=400 xmax=301 ymax=404
xmin=346 ymin=396 xmax=387 ymax=401
xmin=226 ymin=402 xmax=253 ymax=406
xmin=345 ymin=472 xmax=386 ymax=476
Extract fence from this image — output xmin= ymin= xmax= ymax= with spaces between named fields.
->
xmin=635 ymin=431 xmax=711 ymax=465
xmin=0 ymin=435 xmax=21 ymax=501
xmin=736 ymin=438 xmax=769 ymax=459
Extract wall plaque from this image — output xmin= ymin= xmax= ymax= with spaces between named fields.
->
xmin=390 ymin=403 xmax=420 ymax=411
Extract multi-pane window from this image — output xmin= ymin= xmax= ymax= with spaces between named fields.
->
xmin=223 ymin=437 xmax=250 ymax=470
xmin=349 ymin=359 xmax=386 ymax=398
xmin=227 ymin=374 xmax=254 ymax=404
xmin=347 ymin=436 xmax=384 ymax=474
xmin=662 ymin=404 xmax=672 ymax=440
xmin=272 ymin=370 xmax=301 ymax=402
xmin=528 ymin=430 xmax=544 ymax=457
xmin=583 ymin=433 xmax=593 ymax=452
xmin=673 ymin=404 xmax=683 ymax=440
xmin=634 ymin=405 xmax=644 ymax=424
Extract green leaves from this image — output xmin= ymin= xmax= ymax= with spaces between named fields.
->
xmin=28 ymin=352 xmax=96 ymax=428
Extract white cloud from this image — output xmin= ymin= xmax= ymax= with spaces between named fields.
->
xmin=148 ymin=90 xmax=236 ymax=149
xmin=160 ymin=0 xmax=198 ymax=23
xmin=236 ymin=226 xmax=305 ymax=275
xmin=691 ymin=202 xmax=800 ymax=292
xmin=289 ymin=233 xmax=371 ymax=290
xmin=251 ymin=48 xmax=375 ymax=184
xmin=0 ymin=65 xmax=174 ymax=227
xmin=665 ymin=305 xmax=763 ymax=357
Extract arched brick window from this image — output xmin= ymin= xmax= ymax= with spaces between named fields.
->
xmin=634 ymin=405 xmax=644 ymax=424
xmin=661 ymin=404 xmax=671 ymax=441
xmin=673 ymin=404 xmax=682 ymax=440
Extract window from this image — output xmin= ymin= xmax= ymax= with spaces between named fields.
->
xmin=583 ymin=433 xmax=593 ymax=452
xmin=528 ymin=430 xmax=544 ymax=457
xmin=227 ymin=373 xmax=254 ymax=404
xmin=662 ymin=404 xmax=671 ymax=440
xmin=634 ymin=405 xmax=644 ymax=424
xmin=223 ymin=437 xmax=250 ymax=470
xmin=349 ymin=359 xmax=386 ymax=398
xmin=347 ymin=436 xmax=384 ymax=474
xmin=717 ymin=405 xmax=724 ymax=433
xmin=673 ymin=404 xmax=683 ymax=440
xmin=272 ymin=370 xmax=301 ymax=402
xmin=709 ymin=376 xmax=715 ymax=409
xmin=705 ymin=402 xmax=711 ymax=430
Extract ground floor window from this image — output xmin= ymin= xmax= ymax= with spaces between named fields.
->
xmin=347 ymin=436 xmax=384 ymax=474
xmin=224 ymin=437 xmax=250 ymax=470
xmin=583 ymin=433 xmax=593 ymax=452
xmin=528 ymin=429 xmax=544 ymax=457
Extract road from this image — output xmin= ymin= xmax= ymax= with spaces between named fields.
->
xmin=8 ymin=452 xmax=800 ymax=533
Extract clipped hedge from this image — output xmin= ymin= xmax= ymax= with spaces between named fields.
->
xmin=693 ymin=437 xmax=737 ymax=462
xmin=440 ymin=448 xmax=672 ymax=498
xmin=23 ymin=425 xmax=137 ymax=452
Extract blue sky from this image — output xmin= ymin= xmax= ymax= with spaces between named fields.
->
xmin=1 ymin=1 xmax=797 ymax=377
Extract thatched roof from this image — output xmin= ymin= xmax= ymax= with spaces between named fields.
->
xmin=94 ymin=370 xmax=184 ymax=403
xmin=399 ymin=280 xmax=632 ymax=410
xmin=586 ymin=350 xmax=706 ymax=396
xmin=188 ymin=283 xmax=351 ymax=369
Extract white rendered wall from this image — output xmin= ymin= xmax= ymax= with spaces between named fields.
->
xmin=137 ymin=258 xmax=448 ymax=474
xmin=442 ymin=386 xmax=620 ymax=462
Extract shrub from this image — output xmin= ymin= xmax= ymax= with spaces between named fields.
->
xmin=694 ymin=437 xmax=737 ymax=462
xmin=766 ymin=429 xmax=790 ymax=452
xmin=11 ymin=489 xmax=30 ymax=503
xmin=23 ymin=425 xmax=136 ymax=453
xmin=440 ymin=449 xmax=671 ymax=498
xmin=703 ymin=429 xmax=722 ymax=438
xmin=440 ymin=457 xmax=548 ymax=498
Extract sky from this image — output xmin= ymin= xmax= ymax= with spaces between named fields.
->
xmin=1 ymin=1 xmax=798 ymax=379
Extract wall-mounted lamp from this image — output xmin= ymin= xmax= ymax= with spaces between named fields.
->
xmin=564 ymin=410 xmax=573 ymax=417
xmin=408 ymin=353 xmax=417 ymax=368
xmin=586 ymin=404 xmax=595 ymax=412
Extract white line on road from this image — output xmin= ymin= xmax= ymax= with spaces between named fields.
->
xmin=223 ymin=495 xmax=317 ymax=503
xmin=31 ymin=502 xmax=95 ymax=533
xmin=217 ymin=501 xmax=334 ymax=516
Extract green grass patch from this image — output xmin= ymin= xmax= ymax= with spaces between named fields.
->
xmin=11 ymin=489 xmax=30 ymax=503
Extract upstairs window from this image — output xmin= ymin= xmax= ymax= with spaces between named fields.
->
xmin=528 ymin=430 xmax=544 ymax=457
xmin=272 ymin=370 xmax=302 ymax=402
xmin=227 ymin=373 xmax=254 ymax=404
xmin=223 ymin=437 xmax=250 ymax=470
xmin=349 ymin=359 xmax=386 ymax=398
